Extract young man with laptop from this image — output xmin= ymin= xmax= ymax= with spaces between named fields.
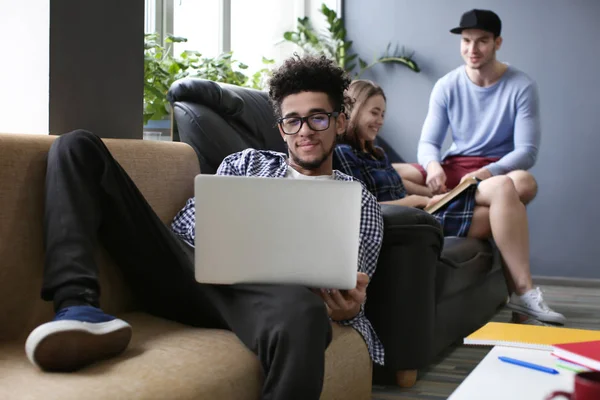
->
xmin=25 ymin=55 xmax=384 ymax=400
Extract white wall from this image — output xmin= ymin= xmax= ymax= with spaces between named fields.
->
xmin=0 ymin=0 xmax=49 ymax=134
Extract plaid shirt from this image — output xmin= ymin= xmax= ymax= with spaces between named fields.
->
xmin=334 ymin=144 xmax=477 ymax=237
xmin=333 ymin=144 xmax=408 ymax=202
xmin=171 ymin=149 xmax=386 ymax=365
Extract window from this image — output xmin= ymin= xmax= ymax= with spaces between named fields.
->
xmin=145 ymin=0 xmax=341 ymax=73
xmin=173 ymin=0 xmax=220 ymax=59
xmin=231 ymin=0 xmax=297 ymax=75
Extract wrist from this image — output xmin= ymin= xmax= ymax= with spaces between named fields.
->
xmin=476 ymin=168 xmax=492 ymax=180
xmin=426 ymin=161 xmax=442 ymax=173
xmin=330 ymin=305 xmax=360 ymax=322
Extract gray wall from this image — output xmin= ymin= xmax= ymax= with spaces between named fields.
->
xmin=345 ymin=0 xmax=600 ymax=279
xmin=50 ymin=0 xmax=144 ymax=139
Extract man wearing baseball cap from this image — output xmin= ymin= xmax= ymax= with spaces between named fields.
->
xmin=394 ymin=10 xmax=565 ymax=326
xmin=397 ymin=9 xmax=540 ymax=204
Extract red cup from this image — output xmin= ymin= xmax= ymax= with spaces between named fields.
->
xmin=545 ymin=371 xmax=600 ymax=399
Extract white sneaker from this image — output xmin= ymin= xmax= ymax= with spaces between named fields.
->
xmin=506 ymin=287 xmax=566 ymax=325
xmin=521 ymin=317 xmax=552 ymax=327
xmin=510 ymin=312 xmax=552 ymax=327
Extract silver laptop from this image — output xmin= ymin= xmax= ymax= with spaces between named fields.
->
xmin=194 ymin=174 xmax=362 ymax=290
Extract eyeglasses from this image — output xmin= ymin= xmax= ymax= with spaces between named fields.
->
xmin=277 ymin=112 xmax=339 ymax=135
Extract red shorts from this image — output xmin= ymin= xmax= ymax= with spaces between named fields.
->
xmin=411 ymin=156 xmax=500 ymax=190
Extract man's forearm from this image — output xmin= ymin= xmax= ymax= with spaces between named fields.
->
xmin=486 ymin=146 xmax=538 ymax=175
xmin=417 ymin=141 xmax=442 ymax=169
xmin=418 ymin=80 xmax=449 ymax=168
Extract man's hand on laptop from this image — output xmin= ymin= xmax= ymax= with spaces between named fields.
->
xmin=315 ymin=272 xmax=369 ymax=321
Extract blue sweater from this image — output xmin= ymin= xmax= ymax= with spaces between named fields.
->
xmin=417 ymin=65 xmax=540 ymax=176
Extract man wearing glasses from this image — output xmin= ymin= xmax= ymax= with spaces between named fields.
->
xmin=25 ymin=54 xmax=384 ymax=400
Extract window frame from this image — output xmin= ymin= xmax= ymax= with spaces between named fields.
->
xmin=145 ymin=0 xmax=342 ymax=54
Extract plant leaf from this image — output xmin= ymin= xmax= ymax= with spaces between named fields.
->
xmin=377 ymin=56 xmax=421 ymax=72
xmin=165 ymin=35 xmax=188 ymax=43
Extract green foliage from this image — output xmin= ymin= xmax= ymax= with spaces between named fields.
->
xmin=283 ymin=4 xmax=420 ymax=77
xmin=144 ymin=33 xmax=274 ymax=124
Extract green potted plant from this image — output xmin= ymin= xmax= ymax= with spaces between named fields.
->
xmin=143 ymin=33 xmax=273 ymax=126
xmin=283 ymin=3 xmax=420 ymax=76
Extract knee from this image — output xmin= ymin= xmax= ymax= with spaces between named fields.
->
xmin=271 ymin=288 xmax=330 ymax=339
xmin=491 ymin=175 xmax=520 ymax=201
xmin=51 ymin=130 xmax=102 ymax=157
xmin=510 ymin=170 xmax=538 ymax=203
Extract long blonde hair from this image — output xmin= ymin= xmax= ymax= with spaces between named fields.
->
xmin=342 ymin=79 xmax=386 ymax=159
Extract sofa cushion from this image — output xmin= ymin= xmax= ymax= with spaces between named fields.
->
xmin=0 ymin=313 xmax=372 ymax=400
xmin=0 ymin=134 xmax=199 ymax=341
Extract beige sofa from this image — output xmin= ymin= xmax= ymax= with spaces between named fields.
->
xmin=0 ymin=133 xmax=372 ymax=400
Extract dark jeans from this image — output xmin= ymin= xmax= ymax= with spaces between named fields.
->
xmin=41 ymin=130 xmax=331 ymax=400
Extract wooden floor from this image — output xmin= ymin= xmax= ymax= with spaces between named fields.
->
xmin=372 ymin=283 xmax=600 ymax=399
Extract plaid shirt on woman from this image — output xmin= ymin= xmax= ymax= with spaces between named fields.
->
xmin=334 ymin=144 xmax=477 ymax=237
xmin=171 ymin=148 xmax=386 ymax=365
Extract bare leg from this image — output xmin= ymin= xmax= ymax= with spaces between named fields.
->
xmin=467 ymin=176 xmax=532 ymax=295
xmin=467 ymin=206 xmax=517 ymax=294
xmin=392 ymin=163 xmax=432 ymax=196
xmin=506 ymin=170 xmax=538 ymax=204
xmin=482 ymin=170 xmax=538 ymax=204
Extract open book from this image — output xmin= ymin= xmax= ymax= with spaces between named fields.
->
xmin=424 ymin=176 xmax=481 ymax=214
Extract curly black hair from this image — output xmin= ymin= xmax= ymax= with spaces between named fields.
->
xmin=268 ymin=54 xmax=351 ymax=118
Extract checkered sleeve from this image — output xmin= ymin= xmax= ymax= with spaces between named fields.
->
xmin=215 ymin=151 xmax=248 ymax=176
xmin=171 ymin=197 xmax=196 ymax=247
xmin=171 ymin=151 xmax=250 ymax=246
xmin=336 ymin=184 xmax=385 ymax=365
xmin=356 ymin=186 xmax=384 ymax=279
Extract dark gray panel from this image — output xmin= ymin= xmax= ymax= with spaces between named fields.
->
xmin=50 ymin=0 xmax=144 ymax=139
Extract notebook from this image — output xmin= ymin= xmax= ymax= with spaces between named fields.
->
xmin=464 ymin=322 xmax=600 ymax=351
xmin=555 ymin=358 xmax=592 ymax=373
xmin=424 ymin=176 xmax=480 ymax=214
xmin=552 ymin=340 xmax=600 ymax=371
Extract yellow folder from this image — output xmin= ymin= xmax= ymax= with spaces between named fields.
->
xmin=464 ymin=322 xmax=600 ymax=350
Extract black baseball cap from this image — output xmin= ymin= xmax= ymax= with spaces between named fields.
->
xmin=450 ymin=9 xmax=502 ymax=37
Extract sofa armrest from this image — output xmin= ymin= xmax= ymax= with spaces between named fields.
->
xmin=380 ymin=204 xmax=443 ymax=234
xmin=365 ymin=205 xmax=443 ymax=379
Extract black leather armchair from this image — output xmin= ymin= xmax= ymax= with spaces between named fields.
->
xmin=167 ymin=78 xmax=508 ymax=387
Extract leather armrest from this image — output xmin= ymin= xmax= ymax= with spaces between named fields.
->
xmin=380 ymin=204 xmax=443 ymax=245
xmin=366 ymin=204 xmax=443 ymax=372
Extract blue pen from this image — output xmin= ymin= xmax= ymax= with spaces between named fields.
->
xmin=498 ymin=356 xmax=559 ymax=375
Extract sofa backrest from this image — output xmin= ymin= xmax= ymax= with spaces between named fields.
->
xmin=0 ymin=134 xmax=199 ymax=341
xmin=167 ymin=78 xmax=285 ymax=174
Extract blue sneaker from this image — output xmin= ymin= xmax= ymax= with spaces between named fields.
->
xmin=25 ymin=306 xmax=132 ymax=371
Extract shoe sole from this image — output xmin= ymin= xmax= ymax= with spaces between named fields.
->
xmin=505 ymin=303 xmax=566 ymax=325
xmin=25 ymin=319 xmax=132 ymax=372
